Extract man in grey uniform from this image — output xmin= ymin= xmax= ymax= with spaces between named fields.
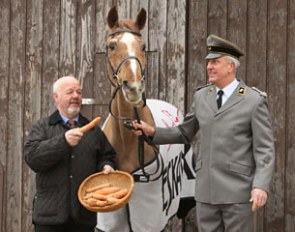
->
xmin=132 ymin=35 xmax=275 ymax=232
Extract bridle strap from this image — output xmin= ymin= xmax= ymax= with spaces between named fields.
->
xmin=106 ymin=53 xmax=145 ymax=84
xmin=108 ymin=29 xmax=142 ymax=37
xmin=134 ymin=108 xmax=162 ymax=181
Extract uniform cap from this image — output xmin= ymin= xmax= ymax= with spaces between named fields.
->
xmin=205 ymin=34 xmax=244 ymax=60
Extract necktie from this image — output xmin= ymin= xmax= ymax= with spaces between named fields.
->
xmin=68 ymin=119 xmax=76 ymax=129
xmin=217 ymin=90 xmax=224 ymax=109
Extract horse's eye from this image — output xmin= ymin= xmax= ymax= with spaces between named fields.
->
xmin=108 ymin=41 xmax=116 ymax=51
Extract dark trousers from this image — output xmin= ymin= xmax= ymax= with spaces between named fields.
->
xmin=34 ymin=217 xmax=95 ymax=232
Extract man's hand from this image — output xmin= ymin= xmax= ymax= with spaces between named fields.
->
xmin=102 ymin=164 xmax=114 ymax=174
xmin=131 ymin=120 xmax=155 ymax=137
xmin=249 ymin=187 xmax=268 ymax=211
xmin=65 ymin=128 xmax=83 ymax=147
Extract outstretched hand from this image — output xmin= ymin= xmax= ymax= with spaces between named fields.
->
xmin=131 ymin=120 xmax=155 ymax=137
xmin=102 ymin=164 xmax=114 ymax=174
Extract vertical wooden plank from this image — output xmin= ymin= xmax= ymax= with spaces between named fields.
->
xmin=207 ymin=0 xmax=227 ymax=37
xmin=42 ymin=0 xmax=61 ymax=117
xmin=0 ymin=165 xmax=4 ymax=232
xmin=6 ymin=0 xmax=27 ymax=231
xmin=92 ymin=0 xmax=111 ymax=123
xmin=146 ymin=51 xmax=159 ymax=99
xmin=247 ymin=1 xmax=268 ymax=230
xmin=227 ymin=0 xmax=247 ymax=84
xmin=266 ymin=0 xmax=287 ymax=231
xmin=76 ymin=0 xmax=96 ymax=119
xmin=115 ymin=0 xmax=131 ymax=19
xmin=60 ymin=0 xmax=77 ymax=76
xmin=185 ymin=0 xmax=209 ymax=230
xmin=0 ymin=0 xmax=10 ymax=230
xmin=285 ymin=0 xmax=295 ymax=231
xmin=247 ymin=0 xmax=268 ymax=89
xmin=148 ymin=0 xmax=167 ymax=101
xmin=23 ymin=1 xmax=44 ymax=231
xmin=187 ymin=0 xmax=208 ymax=111
xmin=166 ymin=0 xmax=186 ymax=112
xmin=130 ymin=0 xmax=148 ymax=38
xmin=164 ymin=2 xmax=187 ymax=230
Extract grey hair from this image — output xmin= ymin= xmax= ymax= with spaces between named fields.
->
xmin=225 ymin=56 xmax=240 ymax=70
xmin=53 ymin=76 xmax=76 ymax=93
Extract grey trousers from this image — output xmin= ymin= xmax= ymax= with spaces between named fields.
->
xmin=196 ymin=202 xmax=254 ymax=232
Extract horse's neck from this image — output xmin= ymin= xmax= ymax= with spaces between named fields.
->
xmin=104 ymin=94 xmax=155 ymax=172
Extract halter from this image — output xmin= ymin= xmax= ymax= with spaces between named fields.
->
xmin=106 ymin=29 xmax=145 ymax=87
xmin=106 ymin=29 xmax=146 ymax=121
xmin=106 ymin=29 xmax=162 ymax=181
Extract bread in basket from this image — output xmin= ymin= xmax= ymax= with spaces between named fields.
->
xmin=78 ymin=170 xmax=134 ymax=212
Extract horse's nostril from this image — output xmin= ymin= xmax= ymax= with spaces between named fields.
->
xmin=123 ymin=80 xmax=128 ymax=87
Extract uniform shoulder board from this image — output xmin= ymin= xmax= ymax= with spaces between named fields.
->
xmin=195 ymin=83 xmax=213 ymax=91
xmin=251 ymin=87 xmax=267 ymax=97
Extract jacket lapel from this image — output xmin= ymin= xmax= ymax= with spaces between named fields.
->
xmin=205 ymin=85 xmax=218 ymax=111
xmin=217 ymin=80 xmax=246 ymax=115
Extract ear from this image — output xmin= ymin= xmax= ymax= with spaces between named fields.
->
xmin=135 ymin=8 xmax=146 ymax=30
xmin=107 ymin=6 xmax=119 ymax=28
xmin=52 ymin=92 xmax=58 ymax=102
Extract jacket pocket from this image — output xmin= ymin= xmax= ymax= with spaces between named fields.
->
xmin=33 ymin=189 xmax=58 ymax=218
xmin=229 ymin=162 xmax=252 ymax=176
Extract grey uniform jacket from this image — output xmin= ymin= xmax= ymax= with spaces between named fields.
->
xmin=24 ymin=111 xmax=116 ymax=226
xmin=153 ymin=80 xmax=275 ymax=204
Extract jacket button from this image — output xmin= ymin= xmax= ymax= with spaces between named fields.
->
xmin=69 ymin=175 xmax=73 ymax=179
xmin=71 ymin=155 xmax=74 ymax=159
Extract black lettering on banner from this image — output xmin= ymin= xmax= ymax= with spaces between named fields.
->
xmin=162 ymin=151 xmax=184 ymax=215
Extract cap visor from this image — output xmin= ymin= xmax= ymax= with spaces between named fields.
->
xmin=205 ymin=53 xmax=223 ymax=59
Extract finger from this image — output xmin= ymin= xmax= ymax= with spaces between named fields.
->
xmin=251 ymin=198 xmax=258 ymax=212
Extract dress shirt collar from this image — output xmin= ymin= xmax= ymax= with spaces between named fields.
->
xmin=216 ymin=79 xmax=239 ymax=103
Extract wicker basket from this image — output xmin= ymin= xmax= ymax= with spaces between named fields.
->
xmin=78 ymin=170 xmax=134 ymax=212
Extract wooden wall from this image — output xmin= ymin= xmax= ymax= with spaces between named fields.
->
xmin=0 ymin=0 xmax=294 ymax=231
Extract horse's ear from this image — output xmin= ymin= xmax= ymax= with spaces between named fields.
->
xmin=135 ymin=8 xmax=146 ymax=30
xmin=107 ymin=6 xmax=119 ymax=29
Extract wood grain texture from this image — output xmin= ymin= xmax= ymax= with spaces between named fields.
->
xmin=23 ymin=1 xmax=44 ymax=231
xmin=6 ymin=0 xmax=26 ymax=231
xmin=286 ymin=0 xmax=295 ymax=231
xmin=0 ymin=0 xmax=294 ymax=231
xmin=265 ymin=0 xmax=288 ymax=231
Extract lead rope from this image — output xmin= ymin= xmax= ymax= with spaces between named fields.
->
xmin=134 ymin=107 xmax=163 ymax=181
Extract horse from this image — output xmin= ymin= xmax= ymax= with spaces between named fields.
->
xmin=96 ymin=7 xmax=195 ymax=232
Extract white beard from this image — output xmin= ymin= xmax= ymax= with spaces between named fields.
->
xmin=67 ymin=107 xmax=80 ymax=115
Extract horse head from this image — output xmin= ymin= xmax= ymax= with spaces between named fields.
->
xmin=106 ymin=7 xmax=147 ymax=108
